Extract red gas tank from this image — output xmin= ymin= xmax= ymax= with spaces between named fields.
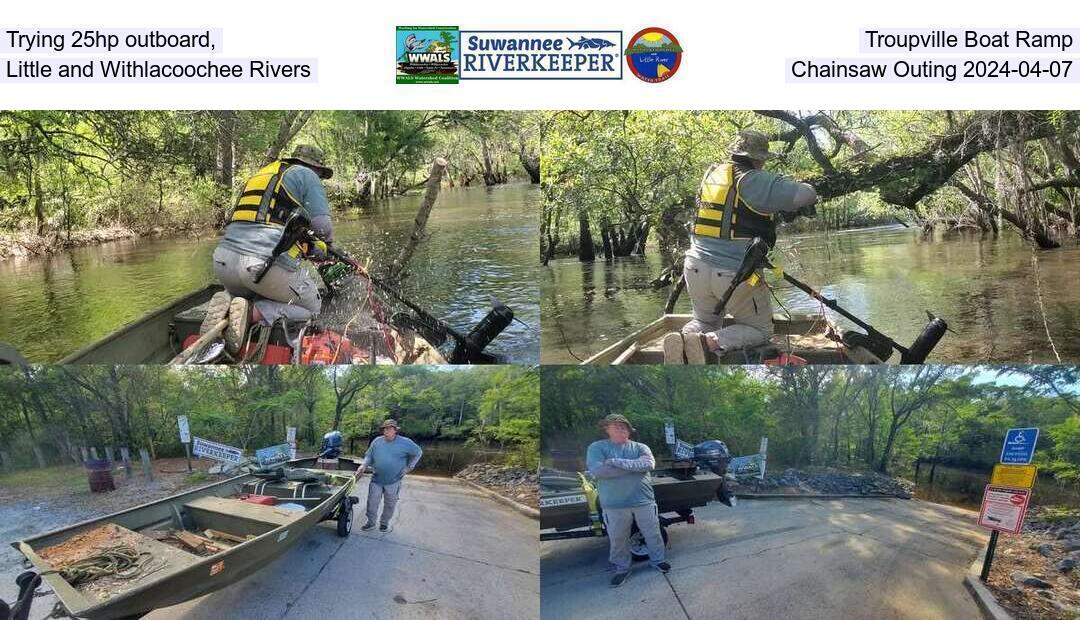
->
xmin=300 ymin=330 xmax=357 ymax=365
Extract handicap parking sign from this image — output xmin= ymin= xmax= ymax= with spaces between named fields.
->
xmin=1000 ymin=427 xmax=1039 ymax=465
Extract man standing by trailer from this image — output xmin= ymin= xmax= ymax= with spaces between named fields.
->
xmin=668 ymin=130 xmax=818 ymax=364
xmin=586 ymin=414 xmax=669 ymax=587
xmin=358 ymin=419 xmax=423 ymax=532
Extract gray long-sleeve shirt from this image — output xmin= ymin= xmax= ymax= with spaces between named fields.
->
xmin=586 ymin=439 xmax=656 ymax=509
xmin=360 ymin=435 xmax=423 ymax=486
xmin=218 ymin=164 xmax=334 ymax=272
xmin=686 ymin=166 xmax=817 ymax=271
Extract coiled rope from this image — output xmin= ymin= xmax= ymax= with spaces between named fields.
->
xmin=44 ymin=547 xmax=161 ymax=587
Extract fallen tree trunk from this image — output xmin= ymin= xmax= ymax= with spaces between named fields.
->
xmin=799 ymin=111 xmax=1068 ymax=207
xmin=387 ymin=157 xmax=447 ymax=281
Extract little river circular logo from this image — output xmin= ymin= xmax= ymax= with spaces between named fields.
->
xmin=624 ymin=27 xmax=682 ymax=83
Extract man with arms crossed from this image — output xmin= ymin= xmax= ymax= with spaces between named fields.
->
xmin=586 ymin=414 xmax=669 ymax=587
xmin=358 ymin=419 xmax=423 ymax=532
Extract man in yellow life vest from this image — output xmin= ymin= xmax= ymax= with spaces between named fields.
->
xmin=665 ymin=130 xmax=818 ymax=364
xmin=210 ymin=144 xmax=336 ymax=354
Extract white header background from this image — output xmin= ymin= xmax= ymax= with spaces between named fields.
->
xmin=3 ymin=0 xmax=1080 ymax=109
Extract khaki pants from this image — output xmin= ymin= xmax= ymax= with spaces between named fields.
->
xmin=212 ymin=245 xmax=321 ymax=324
xmin=682 ymin=254 xmax=772 ymax=350
xmin=366 ymin=479 xmax=402 ymax=527
xmin=603 ymin=504 xmax=666 ymax=572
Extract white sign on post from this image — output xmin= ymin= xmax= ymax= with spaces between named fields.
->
xmin=192 ymin=437 xmax=244 ymax=464
xmin=759 ymin=437 xmax=768 ymax=480
xmin=978 ymin=485 xmax=1031 ymax=535
xmin=177 ymin=416 xmax=191 ymax=444
xmin=664 ymin=421 xmax=675 ymax=445
xmin=286 ymin=427 xmax=297 ymax=459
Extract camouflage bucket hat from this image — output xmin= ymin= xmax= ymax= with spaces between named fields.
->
xmin=380 ymin=419 xmax=400 ymax=429
xmin=599 ymin=414 xmax=635 ymax=433
xmin=286 ymin=144 xmax=333 ymax=179
xmin=729 ymin=130 xmax=775 ymax=162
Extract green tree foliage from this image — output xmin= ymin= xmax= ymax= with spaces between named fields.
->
xmin=542 ymin=110 xmax=1080 ymax=264
xmin=540 ymin=365 xmax=1079 ymax=492
xmin=0 ymin=110 xmax=540 ymax=246
xmin=0 ymin=365 xmax=538 ymax=470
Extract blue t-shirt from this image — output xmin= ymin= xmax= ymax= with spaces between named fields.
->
xmin=218 ymin=164 xmax=332 ymax=271
xmin=586 ymin=439 xmax=656 ymax=509
xmin=362 ymin=435 xmax=423 ymax=486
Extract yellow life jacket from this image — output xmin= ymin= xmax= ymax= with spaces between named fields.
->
xmin=230 ymin=160 xmax=304 ymax=226
xmin=692 ymin=162 xmax=777 ymax=246
xmin=230 ymin=160 xmax=324 ymax=259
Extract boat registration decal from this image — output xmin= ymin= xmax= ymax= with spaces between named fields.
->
xmin=210 ymin=560 xmax=225 ymax=576
xmin=540 ymin=494 xmax=587 ymax=508
xmin=278 ymin=530 xmax=289 ymax=542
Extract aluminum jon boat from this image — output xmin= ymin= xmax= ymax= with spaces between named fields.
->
xmin=582 ymin=313 xmax=869 ymax=364
xmin=58 ymin=284 xmax=446 ymax=365
xmin=12 ymin=458 xmax=361 ymax=620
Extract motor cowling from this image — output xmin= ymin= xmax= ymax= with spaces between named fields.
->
xmin=901 ymin=315 xmax=948 ymax=364
xmin=693 ymin=440 xmax=732 ymax=476
xmin=448 ymin=300 xmax=514 ymax=364
xmin=320 ymin=430 xmax=343 ymax=459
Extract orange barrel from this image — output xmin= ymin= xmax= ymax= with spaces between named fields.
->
xmin=86 ymin=458 xmax=115 ymax=493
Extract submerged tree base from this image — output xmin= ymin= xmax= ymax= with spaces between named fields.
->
xmin=0 ymin=225 xmax=141 ymax=260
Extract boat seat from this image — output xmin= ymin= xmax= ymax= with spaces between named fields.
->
xmin=183 ymin=496 xmax=304 ymax=536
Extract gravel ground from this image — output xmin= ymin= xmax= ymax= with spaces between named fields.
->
xmin=730 ymin=466 xmax=915 ymax=498
xmin=0 ymin=457 xmax=220 ymax=618
xmin=985 ymin=507 xmax=1080 ymax=619
xmin=455 ymin=463 xmax=539 ymax=507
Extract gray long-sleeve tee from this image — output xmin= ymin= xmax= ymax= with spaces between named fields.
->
xmin=361 ymin=435 xmax=423 ymax=486
xmin=686 ymin=166 xmax=817 ymax=271
xmin=586 ymin=439 xmax=656 ymax=509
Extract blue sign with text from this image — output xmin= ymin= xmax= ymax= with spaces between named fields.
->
xmin=1000 ymin=427 xmax=1039 ymax=465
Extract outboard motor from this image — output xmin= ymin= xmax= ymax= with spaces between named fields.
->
xmin=900 ymin=313 xmax=949 ymax=364
xmin=320 ymin=430 xmax=343 ymax=459
xmin=448 ymin=300 xmax=515 ymax=364
xmin=694 ymin=440 xmax=736 ymax=507
xmin=693 ymin=440 xmax=732 ymax=476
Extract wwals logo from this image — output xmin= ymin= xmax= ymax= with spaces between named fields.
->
xmin=396 ymin=26 xmax=459 ymax=84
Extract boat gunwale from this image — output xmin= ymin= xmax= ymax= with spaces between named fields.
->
xmin=14 ymin=460 xmax=357 ymax=617
xmin=57 ymin=282 xmax=449 ymax=365
xmin=581 ymin=313 xmax=842 ymax=365
xmin=59 ymin=285 xmax=219 ymax=364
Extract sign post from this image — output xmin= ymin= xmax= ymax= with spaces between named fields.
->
xmin=286 ymin=427 xmax=297 ymax=460
xmin=759 ymin=437 xmax=769 ymax=480
xmin=664 ymin=420 xmax=675 ymax=446
xmin=978 ymin=427 xmax=1039 ymax=582
xmin=177 ymin=415 xmax=192 ymax=472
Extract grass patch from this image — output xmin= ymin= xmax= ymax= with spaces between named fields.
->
xmin=1038 ymin=505 xmax=1080 ymax=522
xmin=0 ymin=464 xmax=87 ymax=492
xmin=185 ymin=471 xmax=210 ymax=485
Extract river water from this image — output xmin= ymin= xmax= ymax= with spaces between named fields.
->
xmin=542 ymin=225 xmax=1080 ymax=364
xmin=0 ymin=184 xmax=540 ymax=363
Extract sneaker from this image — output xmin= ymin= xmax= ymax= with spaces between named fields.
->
xmin=662 ymin=332 xmax=685 ymax=365
xmin=360 ymin=521 xmax=376 ymax=531
xmin=224 ymin=297 xmax=250 ymax=356
xmin=610 ymin=571 xmax=630 ymax=588
xmin=201 ymin=291 xmax=232 ymax=335
xmin=683 ymin=333 xmax=707 ymax=365
xmin=379 ymin=524 xmax=389 ymax=532
xmin=654 ymin=561 xmax=671 ymax=574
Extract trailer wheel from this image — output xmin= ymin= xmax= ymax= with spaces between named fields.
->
xmin=629 ymin=524 xmax=668 ymax=562
xmin=337 ymin=499 xmax=353 ymax=537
